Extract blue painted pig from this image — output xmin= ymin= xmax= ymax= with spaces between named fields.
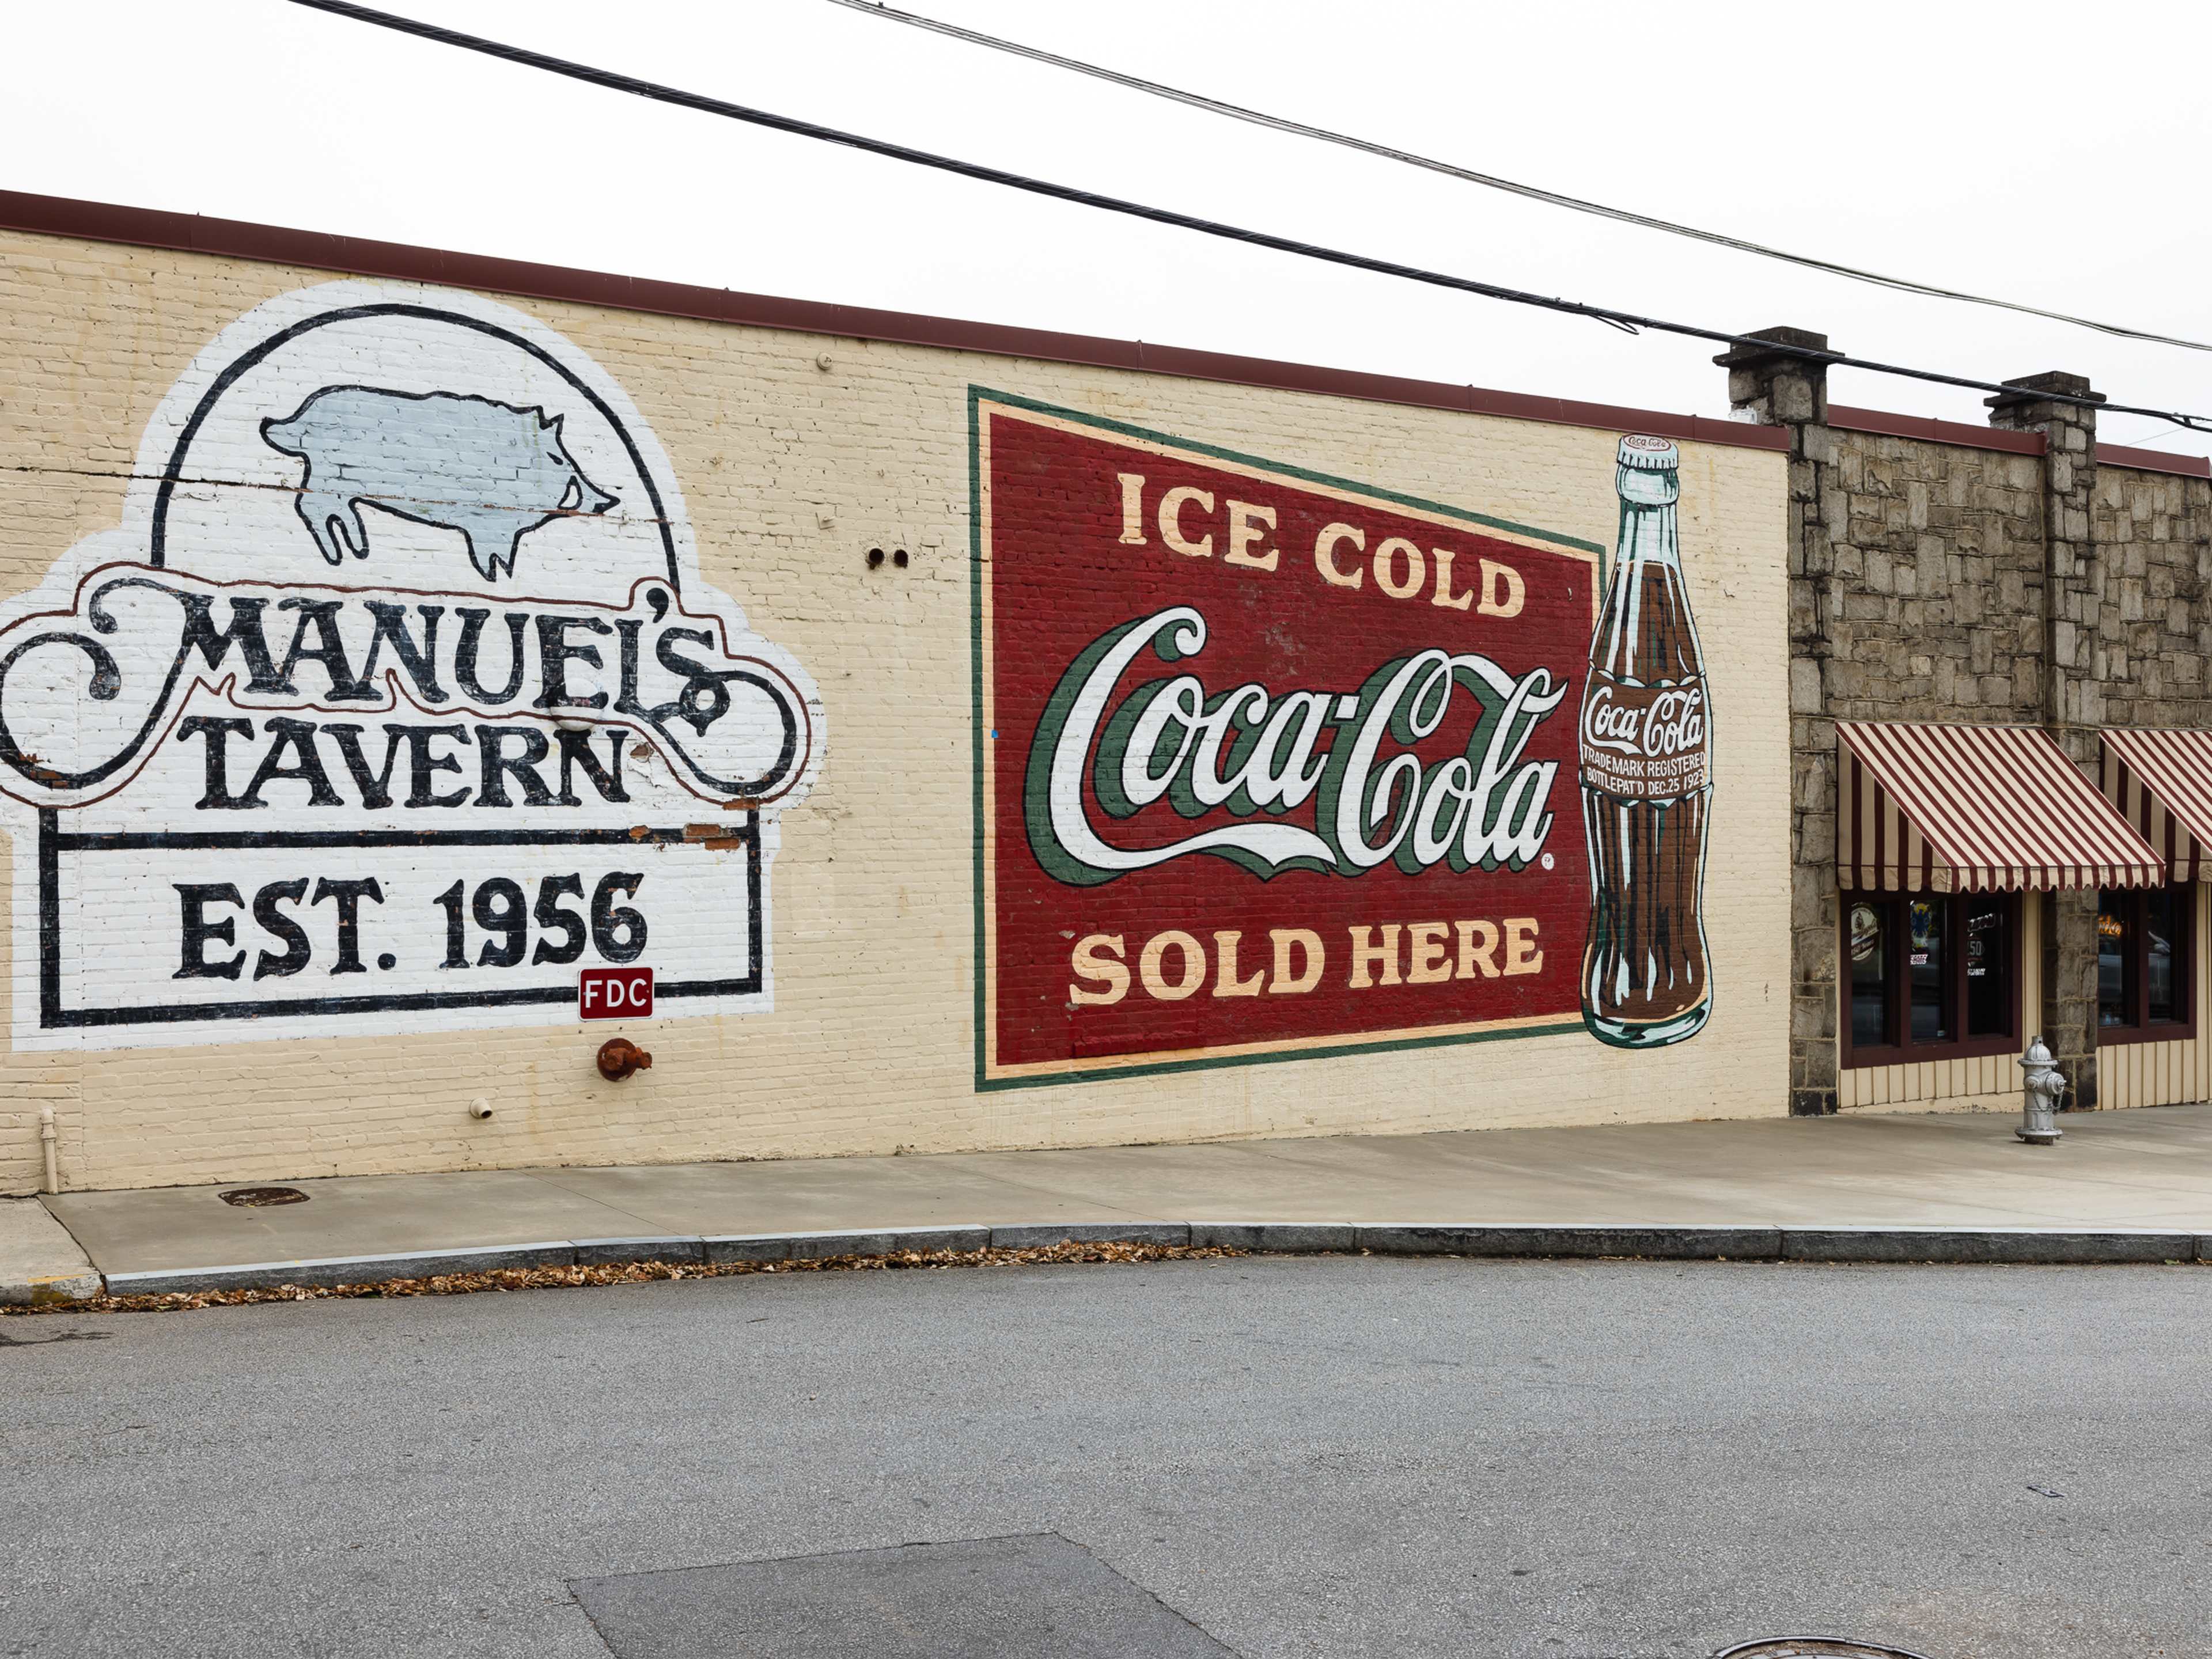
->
xmin=260 ymin=387 xmax=619 ymax=580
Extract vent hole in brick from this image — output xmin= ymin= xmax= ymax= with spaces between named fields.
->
xmin=866 ymin=547 xmax=885 ymax=567
xmin=219 ymin=1186 xmax=309 ymax=1207
xmin=893 ymin=548 xmax=910 ymax=567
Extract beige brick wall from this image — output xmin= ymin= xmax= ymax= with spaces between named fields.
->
xmin=0 ymin=229 xmax=1792 ymax=1194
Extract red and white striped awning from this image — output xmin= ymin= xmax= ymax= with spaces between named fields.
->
xmin=1836 ymin=720 xmax=2161 ymax=893
xmin=2101 ymin=728 xmax=2212 ymax=883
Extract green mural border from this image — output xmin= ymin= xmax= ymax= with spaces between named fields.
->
xmin=968 ymin=385 xmax=1590 ymax=1093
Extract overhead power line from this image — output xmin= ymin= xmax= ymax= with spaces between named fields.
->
xmin=825 ymin=0 xmax=2212 ymax=358
xmin=286 ymin=0 xmax=2212 ymax=435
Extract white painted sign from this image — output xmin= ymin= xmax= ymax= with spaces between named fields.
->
xmin=0 ymin=282 xmax=822 ymax=1047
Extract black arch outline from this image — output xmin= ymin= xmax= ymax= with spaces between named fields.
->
xmin=149 ymin=302 xmax=681 ymax=590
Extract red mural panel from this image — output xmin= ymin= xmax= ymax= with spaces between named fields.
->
xmin=974 ymin=394 xmax=1604 ymax=1085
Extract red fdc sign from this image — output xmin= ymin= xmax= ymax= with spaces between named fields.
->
xmin=579 ymin=967 xmax=653 ymax=1020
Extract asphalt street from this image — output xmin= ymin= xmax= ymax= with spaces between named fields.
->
xmin=2 ymin=1254 xmax=2205 ymax=1658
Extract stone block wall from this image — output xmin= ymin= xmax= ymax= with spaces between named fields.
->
xmin=1724 ymin=327 xmax=2212 ymax=1113
xmin=1819 ymin=433 xmax=2046 ymax=726
xmin=2091 ymin=466 xmax=2212 ymax=728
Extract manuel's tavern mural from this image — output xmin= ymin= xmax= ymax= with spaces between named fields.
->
xmin=0 ymin=282 xmax=822 ymax=1048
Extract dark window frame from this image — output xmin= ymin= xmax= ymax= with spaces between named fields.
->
xmin=1840 ymin=889 xmax=2023 ymax=1069
xmin=2097 ymin=884 xmax=2197 ymax=1046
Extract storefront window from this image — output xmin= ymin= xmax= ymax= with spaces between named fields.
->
xmin=2147 ymin=887 xmax=2181 ymax=1025
xmin=1842 ymin=892 xmax=2017 ymax=1066
xmin=1849 ymin=902 xmax=1888 ymax=1047
xmin=2098 ymin=889 xmax=2132 ymax=1028
xmin=1964 ymin=895 xmax=2009 ymax=1037
xmin=1907 ymin=898 xmax=1949 ymax=1042
xmin=2099 ymin=885 xmax=2191 ymax=1037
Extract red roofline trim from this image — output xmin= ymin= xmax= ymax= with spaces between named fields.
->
xmin=2097 ymin=441 xmax=2210 ymax=481
xmin=1830 ymin=404 xmax=2210 ymax=478
xmin=1828 ymin=404 xmax=2046 ymax=457
xmin=0 ymin=188 xmax=1789 ymax=453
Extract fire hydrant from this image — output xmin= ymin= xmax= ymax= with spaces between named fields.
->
xmin=2017 ymin=1036 xmax=2066 ymax=1145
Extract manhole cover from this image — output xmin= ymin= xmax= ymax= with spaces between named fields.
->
xmin=218 ymin=1187 xmax=309 ymax=1207
xmin=1717 ymin=1642 xmax=1937 ymax=1659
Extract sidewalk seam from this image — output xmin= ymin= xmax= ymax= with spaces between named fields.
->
xmin=510 ymin=1170 xmax=685 ymax=1235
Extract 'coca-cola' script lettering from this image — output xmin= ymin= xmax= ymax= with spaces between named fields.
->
xmin=1025 ymin=605 xmax=1569 ymax=885
xmin=1578 ymin=675 xmax=1710 ymax=799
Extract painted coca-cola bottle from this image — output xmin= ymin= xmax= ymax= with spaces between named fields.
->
xmin=1578 ymin=434 xmax=1713 ymax=1047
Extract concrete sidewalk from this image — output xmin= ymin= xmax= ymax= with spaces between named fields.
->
xmin=0 ymin=1196 xmax=101 ymax=1304
xmin=20 ymin=1101 xmax=2212 ymax=1300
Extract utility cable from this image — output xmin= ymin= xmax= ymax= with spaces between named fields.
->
xmin=285 ymin=0 xmax=2212 ymax=434
xmin=823 ymin=0 xmax=2212 ymax=358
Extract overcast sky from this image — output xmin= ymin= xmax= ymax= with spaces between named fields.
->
xmin=9 ymin=0 xmax=2210 ymax=456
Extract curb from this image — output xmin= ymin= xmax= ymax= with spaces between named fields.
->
xmin=69 ymin=1221 xmax=2212 ymax=1300
xmin=1352 ymin=1224 xmax=1783 ymax=1259
xmin=1 ymin=1195 xmax=103 ymax=1306
xmin=101 ymin=1240 xmax=585 ymax=1297
xmin=1 ymin=1267 xmax=105 ymax=1308
xmin=1776 ymin=1227 xmax=2196 ymax=1264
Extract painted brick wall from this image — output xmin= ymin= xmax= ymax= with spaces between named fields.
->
xmin=0 ymin=228 xmax=1793 ymax=1194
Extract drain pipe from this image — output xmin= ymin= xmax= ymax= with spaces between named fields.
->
xmin=39 ymin=1104 xmax=58 ymax=1195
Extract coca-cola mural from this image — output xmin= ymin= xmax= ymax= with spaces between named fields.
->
xmin=1578 ymin=435 xmax=1714 ymax=1048
xmin=973 ymin=392 xmax=1717 ymax=1086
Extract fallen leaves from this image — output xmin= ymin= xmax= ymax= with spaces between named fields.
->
xmin=1 ymin=1238 xmax=1245 ymax=1317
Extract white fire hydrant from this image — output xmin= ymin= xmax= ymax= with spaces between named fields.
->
xmin=2018 ymin=1036 xmax=2066 ymax=1145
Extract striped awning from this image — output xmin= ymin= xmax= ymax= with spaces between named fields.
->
xmin=1836 ymin=720 xmax=2161 ymax=893
xmin=2101 ymin=728 xmax=2212 ymax=883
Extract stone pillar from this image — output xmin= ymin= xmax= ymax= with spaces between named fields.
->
xmin=1987 ymin=372 xmax=2105 ymax=1109
xmin=1715 ymin=327 xmax=1839 ymax=1115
